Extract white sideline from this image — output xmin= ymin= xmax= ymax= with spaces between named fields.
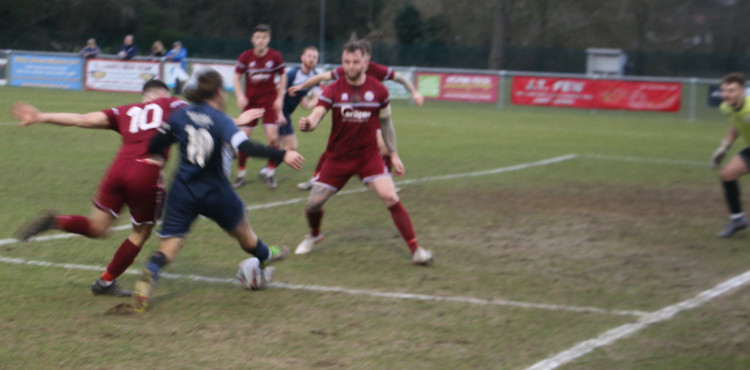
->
xmin=0 ymin=154 xmax=578 ymax=246
xmin=583 ymin=154 xmax=707 ymax=167
xmin=526 ymin=269 xmax=750 ymax=370
xmin=0 ymin=255 xmax=646 ymax=317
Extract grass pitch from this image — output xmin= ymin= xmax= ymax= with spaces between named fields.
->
xmin=1 ymin=86 xmax=749 ymax=369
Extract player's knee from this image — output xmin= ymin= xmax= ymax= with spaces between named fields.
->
xmin=88 ymin=222 xmax=109 ymax=238
xmin=128 ymin=233 xmax=150 ymax=248
xmin=381 ymin=193 xmax=400 ymax=207
xmin=306 ymin=200 xmax=324 ymax=213
xmin=720 ymin=168 xmax=739 ymax=182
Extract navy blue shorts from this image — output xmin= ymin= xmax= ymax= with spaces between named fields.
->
xmin=158 ymin=179 xmax=245 ymax=238
xmin=278 ymin=112 xmax=294 ymax=136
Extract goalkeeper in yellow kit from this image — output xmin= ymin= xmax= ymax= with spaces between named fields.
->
xmin=712 ymin=72 xmax=750 ymax=237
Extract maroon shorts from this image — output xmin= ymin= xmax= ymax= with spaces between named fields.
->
xmin=94 ymin=158 xmax=165 ymax=224
xmin=315 ymin=152 xmax=390 ymax=191
xmin=243 ymin=102 xmax=279 ymax=128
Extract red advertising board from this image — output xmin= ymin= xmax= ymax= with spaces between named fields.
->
xmin=595 ymin=80 xmax=681 ymax=111
xmin=416 ymin=72 xmax=499 ymax=103
xmin=511 ymin=77 xmax=596 ymax=108
xmin=511 ymin=76 xmax=681 ymax=112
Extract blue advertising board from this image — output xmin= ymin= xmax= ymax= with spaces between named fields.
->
xmin=10 ymin=53 xmax=82 ymax=90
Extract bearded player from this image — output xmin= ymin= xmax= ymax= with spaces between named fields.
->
xmin=295 ymin=41 xmax=432 ymax=265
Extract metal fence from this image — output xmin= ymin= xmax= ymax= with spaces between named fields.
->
xmin=0 ymin=49 xmax=727 ymax=122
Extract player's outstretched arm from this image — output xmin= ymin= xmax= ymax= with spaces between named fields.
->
xmin=12 ymin=101 xmax=109 ymax=129
xmin=378 ymin=105 xmax=405 ymax=176
xmin=298 ymin=106 xmax=328 ymax=132
xmin=392 ymin=72 xmax=424 ymax=106
xmin=234 ymin=134 xmax=304 ymax=170
xmin=235 ymin=108 xmax=265 ymax=126
xmin=300 ymin=92 xmax=320 ymax=110
xmin=282 ymin=150 xmax=304 ymax=171
xmin=288 ymin=71 xmax=333 ymax=96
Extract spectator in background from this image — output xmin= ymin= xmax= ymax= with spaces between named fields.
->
xmin=164 ymin=41 xmax=189 ymax=95
xmin=80 ymin=38 xmax=100 ymax=59
xmin=117 ymin=34 xmax=138 ymax=60
xmin=149 ymin=40 xmax=166 ymax=59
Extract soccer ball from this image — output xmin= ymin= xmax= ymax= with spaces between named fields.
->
xmin=236 ymin=257 xmax=273 ymax=290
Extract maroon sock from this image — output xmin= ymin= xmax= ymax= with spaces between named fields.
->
xmin=306 ymin=210 xmax=323 ymax=237
xmin=55 ymin=215 xmax=93 ymax=237
xmin=388 ymin=202 xmax=418 ymax=253
xmin=383 ymin=154 xmax=393 ymax=172
xmin=238 ymin=152 xmax=247 ymax=170
xmin=102 ymin=239 xmax=141 ymax=280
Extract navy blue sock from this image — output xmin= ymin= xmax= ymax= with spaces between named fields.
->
xmin=145 ymin=251 xmax=167 ymax=281
xmin=274 ymin=157 xmax=283 ymax=168
xmin=249 ymin=238 xmax=270 ymax=263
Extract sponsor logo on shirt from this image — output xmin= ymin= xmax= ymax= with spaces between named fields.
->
xmin=250 ymin=73 xmax=271 ymax=82
xmin=340 ymin=103 xmax=372 ymax=122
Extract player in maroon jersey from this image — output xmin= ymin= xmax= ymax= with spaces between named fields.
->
xmin=13 ymin=80 xmax=265 ymax=295
xmin=295 ymin=41 xmax=433 ymax=265
xmin=233 ymin=24 xmax=287 ymax=189
xmin=12 ymin=80 xmax=191 ymax=296
xmin=290 ymin=39 xmax=424 ymax=190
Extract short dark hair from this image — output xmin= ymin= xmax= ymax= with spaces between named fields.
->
xmin=302 ymin=45 xmax=318 ymax=54
xmin=358 ymin=39 xmax=372 ymax=56
xmin=722 ymin=72 xmax=746 ymax=86
xmin=184 ymin=69 xmax=223 ymax=104
xmin=253 ymin=24 xmax=272 ymax=35
xmin=342 ymin=40 xmax=366 ymax=55
xmin=142 ymin=79 xmax=168 ymax=93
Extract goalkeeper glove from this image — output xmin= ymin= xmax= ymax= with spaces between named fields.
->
xmin=711 ymin=140 xmax=732 ymax=169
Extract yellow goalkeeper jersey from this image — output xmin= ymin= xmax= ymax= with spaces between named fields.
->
xmin=720 ymin=96 xmax=750 ymax=145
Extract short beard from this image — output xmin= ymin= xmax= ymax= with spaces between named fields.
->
xmin=346 ymin=70 xmax=363 ymax=81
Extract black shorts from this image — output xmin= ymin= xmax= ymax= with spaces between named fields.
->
xmin=740 ymin=147 xmax=750 ymax=169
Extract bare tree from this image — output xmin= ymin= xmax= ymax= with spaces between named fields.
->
xmin=488 ymin=0 xmax=516 ymax=69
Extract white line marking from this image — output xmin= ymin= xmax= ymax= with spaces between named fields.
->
xmin=397 ymin=154 xmax=578 ymax=185
xmin=1 ymin=154 xmax=578 ymax=246
xmin=526 ymin=269 xmax=750 ymax=370
xmin=0 ymin=255 xmax=645 ymax=317
xmin=271 ymin=282 xmax=646 ymax=317
xmin=248 ymin=154 xmax=579 ymax=211
xmin=584 ymin=154 xmax=707 ymax=167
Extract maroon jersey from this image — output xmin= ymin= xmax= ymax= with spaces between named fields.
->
xmin=101 ymin=97 xmax=187 ymax=161
xmin=235 ymin=48 xmax=285 ymax=106
xmin=332 ymin=61 xmax=394 ymax=82
xmin=317 ymin=76 xmax=390 ymax=160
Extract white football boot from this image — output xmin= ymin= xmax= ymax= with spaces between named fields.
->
xmin=295 ymin=233 xmax=324 ymax=255
xmin=411 ymin=247 xmax=434 ymax=266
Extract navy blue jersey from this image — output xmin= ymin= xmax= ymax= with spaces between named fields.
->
xmin=283 ymin=66 xmax=319 ymax=116
xmin=165 ymin=102 xmax=246 ymax=193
